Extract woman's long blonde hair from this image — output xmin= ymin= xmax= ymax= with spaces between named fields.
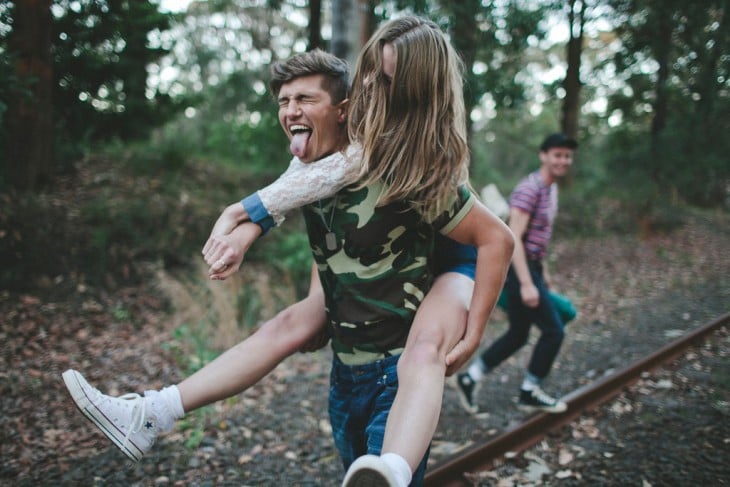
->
xmin=348 ymin=16 xmax=470 ymax=219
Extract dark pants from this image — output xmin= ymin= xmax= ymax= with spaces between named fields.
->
xmin=480 ymin=260 xmax=565 ymax=380
xmin=328 ymin=354 xmax=429 ymax=486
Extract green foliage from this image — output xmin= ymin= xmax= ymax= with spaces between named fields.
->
xmin=48 ymin=0 xmax=184 ymax=170
xmin=6 ymin=0 xmax=730 ymax=296
xmin=264 ymin=229 xmax=313 ymax=296
xmin=202 ymin=110 xmax=289 ymax=173
xmin=153 ymin=66 xmax=291 ymax=175
xmin=122 ymin=143 xmax=188 ymax=177
xmin=471 ymin=102 xmax=564 ymax=190
xmin=161 ymin=321 xmax=218 ymax=450
xmin=0 ymin=3 xmax=16 ymax=123
xmin=237 ymin=285 xmax=264 ymax=330
xmin=0 ymin=191 xmax=73 ymax=290
xmin=605 ymin=0 xmax=730 ymax=208
xmin=549 ymin=123 xmax=675 ymax=235
xmin=0 ymin=50 xmax=25 ymax=161
xmin=0 ymin=0 xmax=195 ymax=187
xmin=658 ymin=106 xmax=730 ymax=207
xmin=110 ymin=303 xmax=130 ymax=321
xmin=0 ymin=139 xmax=249 ymax=291
xmin=181 ymin=421 xmax=207 ymax=450
xmin=470 ymin=1 xmax=549 ymax=110
xmin=169 ymin=322 xmax=221 ymax=375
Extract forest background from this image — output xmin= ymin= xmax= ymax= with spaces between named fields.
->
xmin=1 ymin=0 xmax=728 ymax=358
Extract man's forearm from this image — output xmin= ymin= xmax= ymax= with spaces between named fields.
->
xmin=210 ymin=202 xmax=251 ymax=238
xmin=511 ymin=240 xmax=533 ymax=287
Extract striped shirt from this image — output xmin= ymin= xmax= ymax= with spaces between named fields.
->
xmin=509 ymin=171 xmax=557 ymax=260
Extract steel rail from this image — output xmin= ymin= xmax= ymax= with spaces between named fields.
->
xmin=425 ymin=312 xmax=730 ymax=487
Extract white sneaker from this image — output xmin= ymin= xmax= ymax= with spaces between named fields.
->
xmin=62 ymin=369 xmax=159 ymax=462
xmin=342 ymin=454 xmax=399 ymax=487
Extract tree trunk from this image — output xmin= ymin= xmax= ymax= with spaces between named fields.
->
xmin=446 ymin=0 xmax=482 ymax=157
xmin=650 ymin=7 xmax=673 ymax=160
xmin=3 ymin=0 xmax=54 ymax=190
xmin=308 ymin=0 xmax=323 ymax=50
xmin=120 ymin=12 xmax=151 ymax=140
xmin=330 ymin=0 xmax=369 ymax=71
xmin=561 ymin=0 xmax=584 ymax=140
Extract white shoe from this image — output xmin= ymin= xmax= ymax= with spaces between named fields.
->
xmin=342 ymin=454 xmax=399 ymax=487
xmin=62 ymin=369 xmax=159 ymax=462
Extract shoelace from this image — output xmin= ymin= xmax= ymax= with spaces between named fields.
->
xmin=119 ymin=393 xmax=146 ymax=450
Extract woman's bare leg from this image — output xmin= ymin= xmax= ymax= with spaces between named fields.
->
xmin=381 ymin=272 xmax=473 ymax=470
xmin=178 ymin=291 xmax=327 ymax=412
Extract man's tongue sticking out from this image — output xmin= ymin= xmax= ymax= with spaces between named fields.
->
xmin=290 ymin=131 xmax=311 ymax=158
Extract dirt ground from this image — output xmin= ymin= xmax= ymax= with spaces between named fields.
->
xmin=2 ymin=211 xmax=728 ymax=486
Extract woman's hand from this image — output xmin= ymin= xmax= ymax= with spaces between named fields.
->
xmin=203 ymin=222 xmax=262 ymax=280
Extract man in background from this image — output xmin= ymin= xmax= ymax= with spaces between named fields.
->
xmin=456 ymin=133 xmax=578 ymax=415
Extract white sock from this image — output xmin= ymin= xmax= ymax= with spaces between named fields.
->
xmin=145 ymin=385 xmax=184 ymax=432
xmin=380 ymin=453 xmax=412 ymax=487
xmin=467 ymin=359 xmax=487 ymax=381
xmin=521 ymin=373 xmax=541 ymax=391
xmin=160 ymin=385 xmax=186 ymax=419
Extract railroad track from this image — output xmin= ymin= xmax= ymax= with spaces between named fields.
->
xmin=424 ymin=311 xmax=730 ymax=487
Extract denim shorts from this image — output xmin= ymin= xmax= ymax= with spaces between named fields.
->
xmin=328 ymin=354 xmax=429 ymax=486
xmin=432 ymin=234 xmax=477 ymax=280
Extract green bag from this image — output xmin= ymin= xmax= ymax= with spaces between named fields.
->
xmin=496 ymin=289 xmax=577 ymax=324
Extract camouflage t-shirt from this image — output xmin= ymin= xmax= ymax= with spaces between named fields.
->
xmin=302 ymin=181 xmax=475 ymax=365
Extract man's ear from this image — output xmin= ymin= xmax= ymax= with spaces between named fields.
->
xmin=336 ymin=98 xmax=349 ymax=123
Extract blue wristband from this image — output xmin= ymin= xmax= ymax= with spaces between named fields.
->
xmin=241 ymin=192 xmax=275 ymax=235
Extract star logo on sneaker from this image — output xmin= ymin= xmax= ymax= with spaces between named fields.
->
xmin=145 ymin=421 xmax=154 ymax=429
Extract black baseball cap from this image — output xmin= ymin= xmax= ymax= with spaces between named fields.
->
xmin=540 ymin=133 xmax=578 ymax=151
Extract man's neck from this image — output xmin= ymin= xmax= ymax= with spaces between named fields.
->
xmin=316 ymin=140 xmax=349 ymax=162
xmin=539 ymin=166 xmax=555 ymax=186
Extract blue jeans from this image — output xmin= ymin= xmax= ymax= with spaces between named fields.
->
xmin=480 ymin=260 xmax=565 ymax=379
xmin=432 ymin=234 xmax=477 ymax=279
xmin=328 ymin=354 xmax=430 ymax=486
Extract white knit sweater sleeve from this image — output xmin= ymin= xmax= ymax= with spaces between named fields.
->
xmin=257 ymin=144 xmax=363 ymax=226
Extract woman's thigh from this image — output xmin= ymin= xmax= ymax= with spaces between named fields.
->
xmin=405 ymin=272 xmax=473 ymax=354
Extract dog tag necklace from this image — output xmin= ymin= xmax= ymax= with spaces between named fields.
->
xmin=318 ymin=197 xmax=338 ymax=251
